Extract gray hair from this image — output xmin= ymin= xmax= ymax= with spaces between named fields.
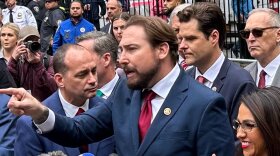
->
xmin=249 ymin=8 xmax=280 ymax=26
xmin=169 ymin=3 xmax=191 ymax=25
xmin=76 ymin=31 xmax=118 ymax=64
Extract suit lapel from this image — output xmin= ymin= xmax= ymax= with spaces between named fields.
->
xmin=212 ymin=58 xmax=231 ymax=92
xmin=44 ymin=92 xmax=80 ymax=154
xmin=136 ymin=70 xmax=189 ymax=155
xmin=272 ymin=65 xmax=280 ymax=87
xmin=130 ymin=90 xmax=142 ymax=153
xmin=44 ymin=91 xmax=66 ymax=116
xmin=249 ymin=62 xmax=258 ymax=82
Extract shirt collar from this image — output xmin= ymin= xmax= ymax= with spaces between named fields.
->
xmin=99 ymin=73 xmax=119 ymax=99
xmin=58 ymin=89 xmax=89 ymax=118
xmin=150 ymin=64 xmax=180 ymax=99
xmin=257 ymin=53 xmax=280 ymax=78
xmin=0 ymin=49 xmax=8 ymax=64
xmin=195 ymin=53 xmax=225 ymax=83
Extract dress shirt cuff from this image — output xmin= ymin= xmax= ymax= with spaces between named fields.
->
xmin=34 ymin=108 xmax=55 ymax=134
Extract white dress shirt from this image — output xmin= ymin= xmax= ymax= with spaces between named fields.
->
xmin=98 ymin=73 xmax=119 ymax=99
xmin=195 ymin=53 xmax=225 ymax=88
xmin=257 ymin=53 xmax=280 ymax=87
xmin=148 ymin=64 xmax=180 ymax=122
xmin=2 ymin=5 xmax=37 ymax=29
xmin=36 ymin=89 xmax=89 ymax=132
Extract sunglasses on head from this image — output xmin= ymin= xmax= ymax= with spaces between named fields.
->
xmin=239 ymin=26 xmax=279 ymax=39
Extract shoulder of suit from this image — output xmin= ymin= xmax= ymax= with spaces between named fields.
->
xmin=244 ymin=61 xmax=256 ymax=71
xmin=2 ymin=8 xmax=8 ymax=12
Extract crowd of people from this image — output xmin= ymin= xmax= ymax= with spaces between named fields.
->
xmin=0 ymin=0 xmax=280 ymax=155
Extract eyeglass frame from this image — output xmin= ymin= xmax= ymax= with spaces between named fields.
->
xmin=239 ymin=26 xmax=280 ymax=39
xmin=232 ymin=119 xmax=258 ymax=132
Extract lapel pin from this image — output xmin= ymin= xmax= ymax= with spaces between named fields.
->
xmin=212 ymin=86 xmax=217 ymax=92
xmin=164 ymin=108 xmax=172 ymax=116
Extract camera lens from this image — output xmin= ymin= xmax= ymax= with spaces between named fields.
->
xmin=24 ymin=41 xmax=41 ymax=53
xmin=30 ymin=42 xmax=41 ymax=53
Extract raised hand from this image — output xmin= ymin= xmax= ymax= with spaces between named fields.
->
xmin=0 ymin=88 xmax=49 ymax=123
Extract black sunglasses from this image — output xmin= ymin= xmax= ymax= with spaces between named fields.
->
xmin=239 ymin=26 xmax=279 ymax=39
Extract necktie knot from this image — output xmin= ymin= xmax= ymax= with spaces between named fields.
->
xmin=143 ymin=90 xmax=157 ymax=102
xmin=180 ymin=60 xmax=188 ymax=70
xmin=75 ymin=108 xmax=85 ymax=116
xmin=196 ymin=75 xmax=207 ymax=84
xmin=258 ymin=70 xmax=266 ymax=89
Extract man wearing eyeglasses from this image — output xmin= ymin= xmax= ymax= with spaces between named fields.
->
xmin=241 ymin=8 xmax=280 ymax=88
xmin=178 ymin=2 xmax=256 ymax=127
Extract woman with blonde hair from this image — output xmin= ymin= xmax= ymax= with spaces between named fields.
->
xmin=0 ymin=23 xmax=19 ymax=64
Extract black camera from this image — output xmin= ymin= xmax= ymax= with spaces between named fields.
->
xmin=24 ymin=41 xmax=41 ymax=53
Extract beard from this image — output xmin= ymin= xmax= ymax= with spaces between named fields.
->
xmin=71 ymin=14 xmax=82 ymax=19
xmin=163 ymin=8 xmax=173 ymax=16
xmin=125 ymin=61 xmax=160 ymax=90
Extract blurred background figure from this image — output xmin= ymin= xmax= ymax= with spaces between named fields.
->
xmin=163 ymin=0 xmax=185 ymax=20
xmin=52 ymin=0 xmax=95 ymax=53
xmin=83 ymin=0 xmax=106 ymax=30
xmin=101 ymin=0 xmax=122 ymax=33
xmin=27 ymin=0 xmax=42 ymax=30
xmin=169 ymin=3 xmax=191 ymax=70
xmin=40 ymin=0 xmax=65 ymax=54
xmin=8 ymin=25 xmax=57 ymax=101
xmin=234 ymin=86 xmax=280 ymax=156
xmin=0 ymin=23 xmax=18 ymax=87
xmin=2 ymin=0 xmax=37 ymax=29
xmin=110 ymin=12 xmax=130 ymax=43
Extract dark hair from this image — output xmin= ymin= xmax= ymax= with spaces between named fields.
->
xmin=240 ymin=86 xmax=280 ymax=156
xmin=53 ymin=44 xmax=86 ymax=74
xmin=110 ymin=12 xmax=131 ymax=40
xmin=177 ymin=2 xmax=226 ymax=49
xmin=76 ymin=31 xmax=118 ymax=64
xmin=70 ymin=0 xmax=83 ymax=9
xmin=124 ymin=15 xmax=178 ymax=64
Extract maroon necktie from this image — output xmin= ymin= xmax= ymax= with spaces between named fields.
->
xmin=138 ymin=90 xmax=156 ymax=142
xmin=180 ymin=60 xmax=188 ymax=70
xmin=196 ymin=75 xmax=206 ymax=84
xmin=75 ymin=108 xmax=88 ymax=153
xmin=258 ymin=70 xmax=266 ymax=89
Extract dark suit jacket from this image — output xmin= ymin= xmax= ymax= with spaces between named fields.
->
xmin=43 ymin=69 xmax=235 ymax=155
xmin=187 ymin=58 xmax=256 ymax=123
xmin=101 ymin=23 xmax=111 ymax=34
xmin=0 ymin=94 xmax=18 ymax=155
xmin=15 ymin=91 xmax=115 ymax=156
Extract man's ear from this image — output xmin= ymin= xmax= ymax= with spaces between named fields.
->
xmin=209 ymin=29 xmax=219 ymax=47
xmin=276 ymin=28 xmax=280 ymax=43
xmin=54 ymin=73 xmax=64 ymax=88
xmin=158 ymin=42 xmax=169 ymax=60
xmin=102 ymin=53 xmax=111 ymax=67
